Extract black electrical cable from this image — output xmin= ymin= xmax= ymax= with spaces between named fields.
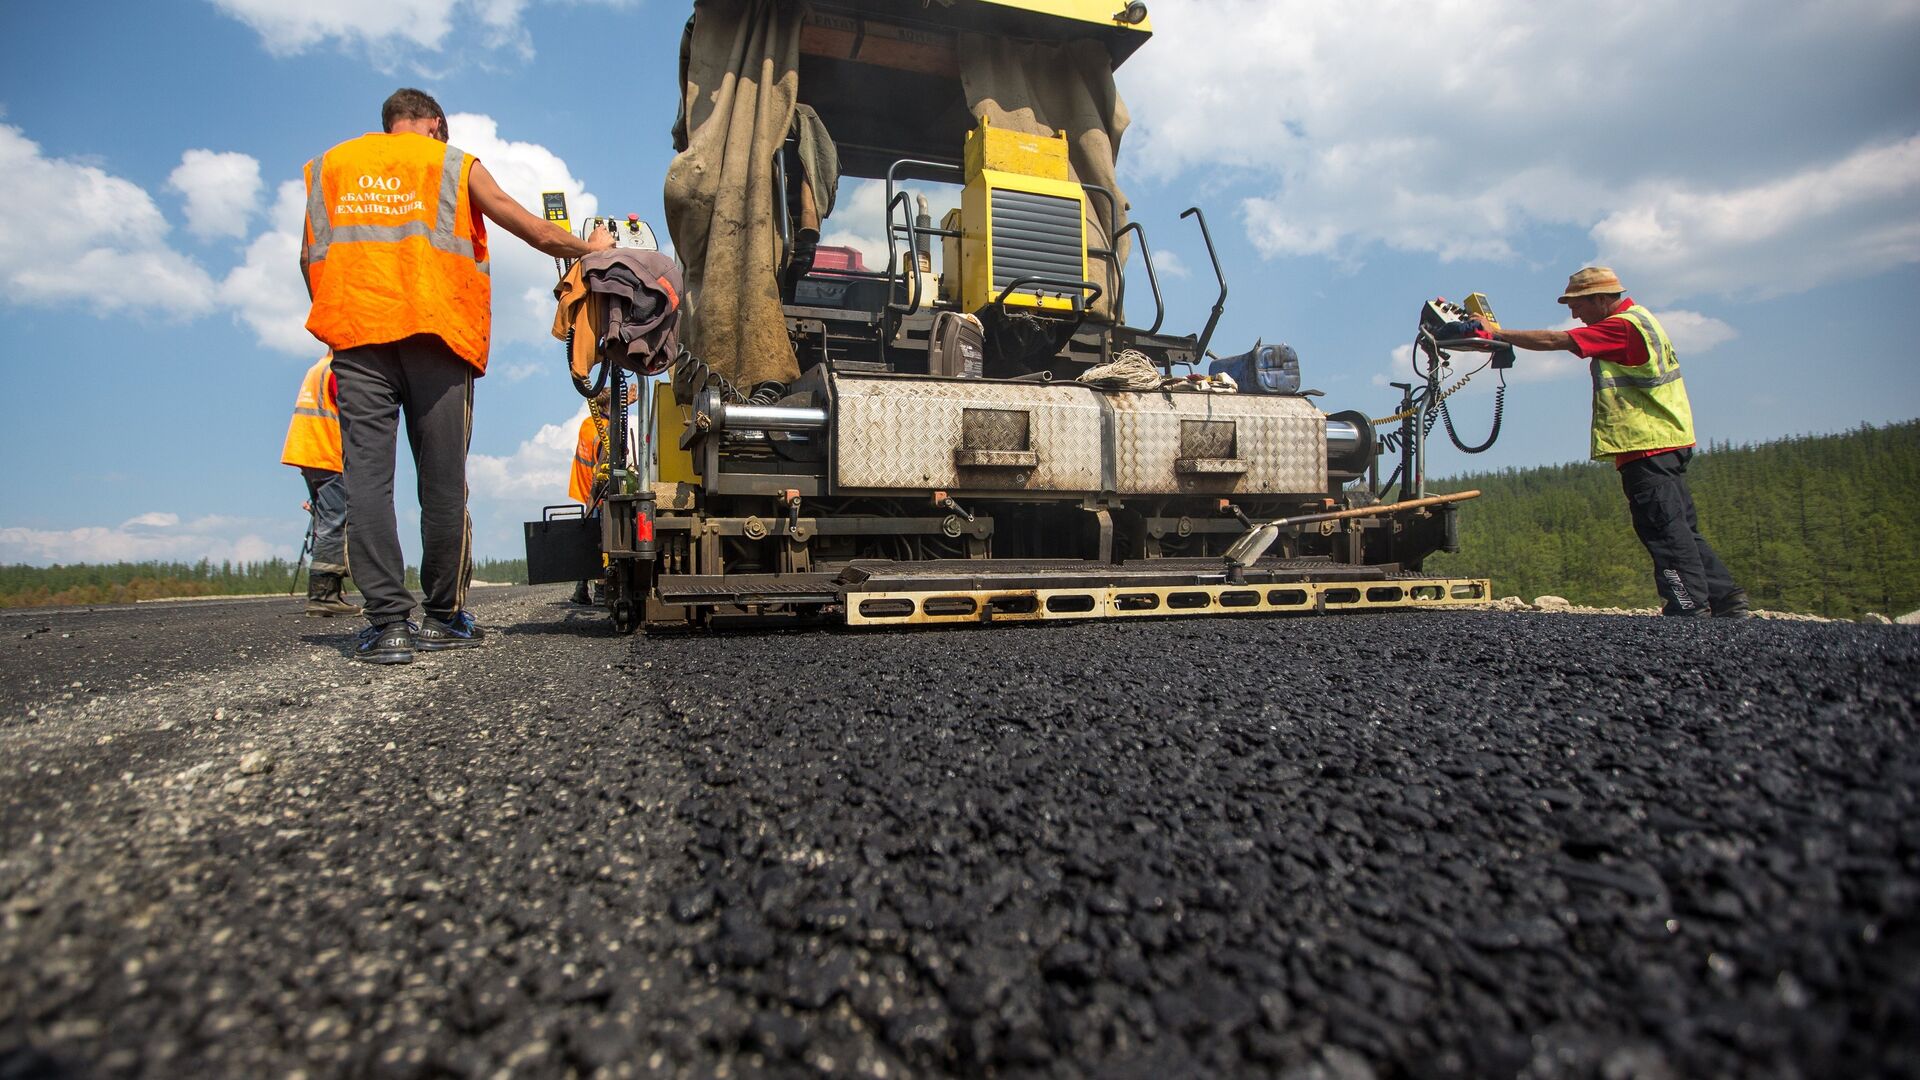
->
xmin=567 ymin=328 xmax=611 ymax=400
xmin=1437 ymin=373 xmax=1505 ymax=454
xmin=662 ymin=344 xmax=765 ymax=405
xmin=1377 ymin=333 xmax=1502 ymax=455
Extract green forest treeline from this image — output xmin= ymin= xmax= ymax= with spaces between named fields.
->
xmin=1425 ymin=420 xmax=1920 ymax=618
xmin=0 ymin=558 xmax=530 ymax=610
xmin=3 ymin=422 xmax=1915 ymax=617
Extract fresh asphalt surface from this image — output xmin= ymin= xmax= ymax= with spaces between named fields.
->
xmin=1 ymin=586 xmax=1915 ymax=1079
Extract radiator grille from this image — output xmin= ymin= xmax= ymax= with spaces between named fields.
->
xmin=989 ymin=189 xmax=1084 ymax=300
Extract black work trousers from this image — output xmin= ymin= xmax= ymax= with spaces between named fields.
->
xmin=333 ymin=336 xmax=474 ymax=628
xmin=1619 ymin=448 xmax=1741 ymax=616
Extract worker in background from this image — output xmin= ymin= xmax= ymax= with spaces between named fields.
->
xmin=1480 ymin=267 xmax=1749 ymax=618
xmin=280 ymin=352 xmax=359 ymax=617
xmin=567 ymin=384 xmax=634 ymax=605
xmin=302 ymin=87 xmax=613 ymax=664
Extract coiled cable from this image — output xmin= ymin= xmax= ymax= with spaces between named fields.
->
xmin=1437 ymin=376 xmax=1504 ymax=454
xmin=661 ymin=344 xmax=784 ymax=406
xmin=1375 ymin=330 xmax=1504 ymax=455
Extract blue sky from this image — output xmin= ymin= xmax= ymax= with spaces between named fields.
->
xmin=2 ymin=0 xmax=1917 ymax=566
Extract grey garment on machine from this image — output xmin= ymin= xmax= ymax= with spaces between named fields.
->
xmin=576 ymin=249 xmax=686 ymax=373
xmin=332 ymin=335 xmax=474 ymax=628
xmin=790 ymin=103 xmax=839 ymax=227
xmin=301 ymin=467 xmax=350 ymax=575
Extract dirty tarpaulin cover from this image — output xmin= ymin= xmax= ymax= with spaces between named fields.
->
xmin=665 ymin=0 xmax=806 ymax=391
xmin=552 ymin=250 xmax=685 ymax=378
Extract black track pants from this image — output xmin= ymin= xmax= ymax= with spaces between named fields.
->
xmin=333 ymin=336 xmax=474 ymax=629
xmin=1619 ymin=448 xmax=1741 ymax=616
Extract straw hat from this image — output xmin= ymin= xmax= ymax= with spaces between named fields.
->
xmin=1558 ymin=266 xmax=1624 ymax=303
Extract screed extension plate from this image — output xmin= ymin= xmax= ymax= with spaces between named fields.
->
xmin=654 ymin=559 xmax=1490 ymax=628
xmin=842 ymin=576 xmax=1491 ymax=627
xmin=838 ymin=558 xmax=1489 ymax=628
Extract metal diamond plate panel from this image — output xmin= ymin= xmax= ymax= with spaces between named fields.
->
xmin=1109 ymin=392 xmax=1326 ymax=495
xmin=833 ymin=376 xmax=1104 ymax=492
xmin=831 ymin=375 xmax=1328 ymax=496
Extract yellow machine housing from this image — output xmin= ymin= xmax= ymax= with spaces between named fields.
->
xmin=653 ymin=382 xmax=697 ymax=484
xmin=946 ymin=118 xmax=1091 ymax=315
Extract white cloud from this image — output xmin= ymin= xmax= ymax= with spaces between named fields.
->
xmin=820 ymin=178 xmax=960 ymax=276
xmin=0 ymin=125 xmax=217 ymax=316
xmin=222 ymin=180 xmax=318 ymax=355
xmin=468 ymin=405 xmax=590 ymax=500
xmin=0 ymin=513 xmax=294 ymax=565
xmin=819 ymin=179 xmax=894 ymax=271
xmin=1592 ymin=136 xmax=1920 ymax=301
xmin=492 ymin=360 xmax=546 ymax=383
xmin=123 ymin=512 xmax=180 ymax=528
xmin=211 ymin=0 xmax=468 ymax=56
xmin=1151 ymin=249 xmax=1190 ymax=279
xmin=1370 ymin=343 xmax=1417 ymax=388
xmin=447 ymin=112 xmax=599 ymax=348
xmin=1123 ymin=1 xmax=1920 ymax=296
xmin=1657 ymin=310 xmax=1738 ymax=355
xmin=209 ymin=0 xmax=627 ymax=67
xmin=168 ymin=149 xmax=263 ymax=239
xmin=1501 ymin=350 xmax=1587 ymax=386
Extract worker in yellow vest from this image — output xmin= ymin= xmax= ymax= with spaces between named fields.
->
xmin=281 ymin=353 xmax=359 ymax=617
xmin=1482 ymin=267 xmax=1748 ymax=617
xmin=302 ymin=87 xmax=613 ymax=663
xmin=566 ymin=384 xmax=635 ymax=605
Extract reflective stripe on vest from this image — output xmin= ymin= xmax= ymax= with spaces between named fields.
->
xmin=1588 ymin=305 xmax=1696 ymax=459
xmin=305 ymin=142 xmax=488 ymax=272
xmin=307 ymin=143 xmax=476 ymax=265
xmin=282 ymin=355 xmax=344 ymax=471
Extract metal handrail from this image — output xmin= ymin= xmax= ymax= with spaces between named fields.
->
xmin=1180 ymin=206 xmax=1228 ymax=362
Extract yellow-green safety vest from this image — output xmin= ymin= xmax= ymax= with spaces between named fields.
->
xmin=1590 ymin=304 xmax=1695 ymax=459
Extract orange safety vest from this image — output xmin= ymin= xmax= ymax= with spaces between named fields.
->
xmin=281 ymin=353 xmax=343 ymax=472
xmin=302 ymin=132 xmax=491 ymax=370
xmin=569 ymin=414 xmax=603 ymax=504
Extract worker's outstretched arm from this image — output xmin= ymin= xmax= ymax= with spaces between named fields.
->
xmin=1486 ymin=327 xmax=1576 ymax=352
xmin=468 ymin=161 xmax=614 ymax=259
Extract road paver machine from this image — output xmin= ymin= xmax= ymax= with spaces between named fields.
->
xmin=527 ymin=0 xmax=1490 ymax=631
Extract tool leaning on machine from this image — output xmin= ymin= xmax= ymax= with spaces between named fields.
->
xmin=524 ymin=0 xmax=1496 ymax=632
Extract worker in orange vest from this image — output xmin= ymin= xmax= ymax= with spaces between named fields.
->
xmin=566 ymin=385 xmax=635 ymax=605
xmin=281 ymin=353 xmax=359 ymax=616
xmin=302 ymin=87 xmax=612 ymax=664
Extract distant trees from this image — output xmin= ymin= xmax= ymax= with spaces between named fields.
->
xmin=1427 ymin=420 xmax=1920 ymax=619
xmin=0 ymin=557 xmax=531 ymax=609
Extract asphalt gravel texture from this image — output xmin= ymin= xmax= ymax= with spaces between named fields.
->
xmin=2 ymin=586 xmax=1916 ymax=1079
